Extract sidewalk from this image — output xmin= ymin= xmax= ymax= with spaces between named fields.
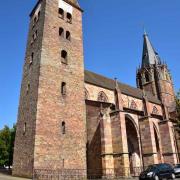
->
xmin=0 ymin=173 xmax=30 ymax=180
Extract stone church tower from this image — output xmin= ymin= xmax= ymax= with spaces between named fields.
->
xmin=13 ymin=0 xmax=87 ymax=178
xmin=136 ymin=32 xmax=176 ymax=115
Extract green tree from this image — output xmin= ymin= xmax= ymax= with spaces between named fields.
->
xmin=0 ymin=124 xmax=16 ymax=168
xmin=9 ymin=124 xmax=16 ymax=167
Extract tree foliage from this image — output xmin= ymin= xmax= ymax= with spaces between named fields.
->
xmin=0 ymin=124 xmax=16 ymax=168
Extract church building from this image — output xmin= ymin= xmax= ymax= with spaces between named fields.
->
xmin=13 ymin=0 xmax=178 ymax=178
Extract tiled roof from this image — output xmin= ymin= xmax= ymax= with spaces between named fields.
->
xmin=85 ymin=70 xmax=161 ymax=105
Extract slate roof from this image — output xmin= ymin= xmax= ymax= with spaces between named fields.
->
xmin=85 ymin=70 xmax=161 ymax=105
xmin=142 ymin=33 xmax=161 ymax=67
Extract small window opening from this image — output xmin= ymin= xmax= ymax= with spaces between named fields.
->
xmin=61 ymin=50 xmax=68 ymax=64
xmin=58 ymin=8 xmax=64 ymax=19
xmin=33 ymin=16 xmax=37 ymax=26
xmin=130 ymin=100 xmax=137 ymax=110
xmin=31 ymin=38 xmax=34 ymax=45
xmin=30 ymin=52 xmax=34 ymax=65
xmin=67 ymin=13 xmax=72 ymax=23
xmin=23 ymin=122 xmax=27 ymax=135
xmin=33 ymin=30 xmax=38 ymax=41
xmin=38 ymin=11 xmax=41 ymax=20
xmin=35 ymin=30 xmax=38 ymax=39
xmin=61 ymin=82 xmax=66 ymax=95
xmin=66 ymin=31 xmax=71 ymax=41
xmin=26 ymin=82 xmax=30 ymax=94
xmin=62 ymin=121 xmax=66 ymax=134
xmin=145 ymin=72 xmax=150 ymax=82
xmin=152 ymin=106 xmax=159 ymax=115
xmin=59 ymin=27 xmax=64 ymax=37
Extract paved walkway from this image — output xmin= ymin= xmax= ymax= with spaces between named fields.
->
xmin=0 ymin=173 xmax=30 ymax=180
xmin=0 ymin=173 xmax=180 ymax=180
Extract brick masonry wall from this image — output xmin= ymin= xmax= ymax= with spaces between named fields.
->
xmin=159 ymin=121 xmax=178 ymax=165
xmin=158 ymin=79 xmax=176 ymax=113
xmin=139 ymin=117 xmax=158 ymax=167
xmin=86 ymin=101 xmax=103 ymax=175
xmin=33 ymin=0 xmax=87 ymax=171
xmin=12 ymin=0 xmax=46 ymax=178
xmin=13 ymin=0 xmax=179 ymax=178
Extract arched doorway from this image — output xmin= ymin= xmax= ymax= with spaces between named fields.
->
xmin=125 ymin=115 xmax=141 ymax=174
xmin=153 ymin=125 xmax=161 ymax=163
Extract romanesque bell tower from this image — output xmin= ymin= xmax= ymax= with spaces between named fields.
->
xmin=136 ymin=32 xmax=176 ymax=115
xmin=13 ymin=0 xmax=87 ymax=178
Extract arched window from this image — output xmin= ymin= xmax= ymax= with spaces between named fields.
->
xmin=62 ymin=121 xmax=66 ymax=134
xmin=23 ymin=122 xmax=27 ymax=135
xmin=61 ymin=50 xmax=68 ymax=64
xmin=97 ymin=91 xmax=108 ymax=102
xmin=130 ymin=100 xmax=137 ymax=110
xmin=145 ymin=72 xmax=150 ymax=82
xmin=33 ymin=16 xmax=37 ymax=26
xmin=152 ymin=106 xmax=159 ymax=115
xmin=66 ymin=31 xmax=71 ymax=41
xmin=58 ymin=8 xmax=64 ymax=19
xmin=26 ymin=82 xmax=30 ymax=94
xmin=30 ymin=52 xmax=34 ymax=66
xmin=67 ymin=13 xmax=72 ymax=23
xmin=38 ymin=11 xmax=41 ymax=20
xmin=33 ymin=30 xmax=38 ymax=41
xmin=61 ymin=82 xmax=66 ymax=95
xmin=59 ymin=27 xmax=64 ymax=37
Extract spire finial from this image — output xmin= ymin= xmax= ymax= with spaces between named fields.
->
xmin=143 ymin=25 xmax=147 ymax=36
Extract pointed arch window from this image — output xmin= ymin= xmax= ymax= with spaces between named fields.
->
xmin=97 ymin=91 xmax=108 ymax=102
xmin=145 ymin=72 xmax=150 ymax=83
xmin=130 ymin=100 xmax=137 ymax=110
xmin=152 ymin=106 xmax=159 ymax=115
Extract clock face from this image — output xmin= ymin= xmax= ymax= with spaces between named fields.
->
xmin=59 ymin=0 xmax=73 ymax=14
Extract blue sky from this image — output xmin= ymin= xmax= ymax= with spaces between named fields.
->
xmin=0 ymin=0 xmax=179 ymax=129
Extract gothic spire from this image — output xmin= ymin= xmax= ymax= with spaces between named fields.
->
xmin=141 ymin=32 xmax=161 ymax=67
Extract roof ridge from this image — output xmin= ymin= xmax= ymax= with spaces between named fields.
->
xmin=84 ymin=69 xmax=161 ymax=104
xmin=85 ymin=69 xmax=142 ymax=92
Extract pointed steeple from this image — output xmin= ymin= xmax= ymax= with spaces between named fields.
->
xmin=142 ymin=33 xmax=161 ymax=67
